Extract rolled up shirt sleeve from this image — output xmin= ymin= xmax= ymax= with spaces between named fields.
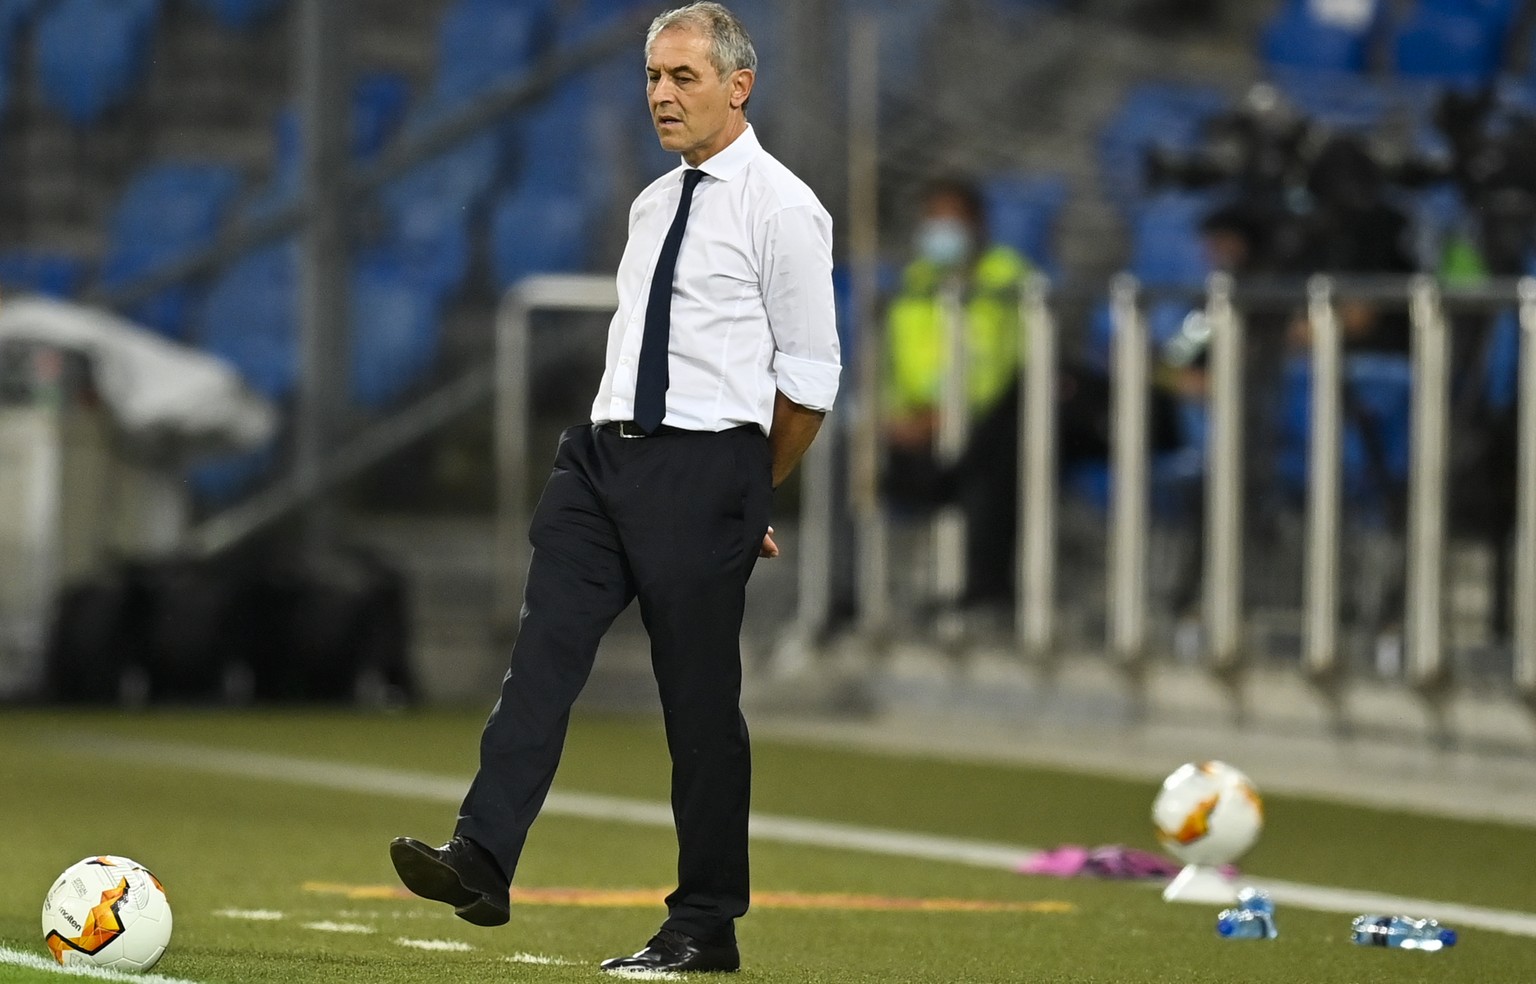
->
xmin=760 ymin=203 xmax=841 ymax=412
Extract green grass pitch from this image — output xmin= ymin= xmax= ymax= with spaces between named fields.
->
xmin=1 ymin=709 xmax=1533 ymax=983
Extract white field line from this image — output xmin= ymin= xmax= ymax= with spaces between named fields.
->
xmin=301 ymin=921 xmax=374 ymax=934
xmin=0 ymin=945 xmax=202 ymax=984
xmin=211 ymin=909 xmax=283 ymax=921
xmin=507 ymin=952 xmax=578 ymax=966
xmin=395 ymin=938 xmax=472 ymax=952
xmin=90 ymin=738 xmax=1536 ymax=940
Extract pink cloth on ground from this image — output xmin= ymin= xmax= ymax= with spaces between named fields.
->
xmin=1016 ymin=845 xmax=1238 ymax=881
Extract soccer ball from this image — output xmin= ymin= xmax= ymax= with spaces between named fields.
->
xmin=1151 ymin=761 xmax=1264 ymax=866
xmin=41 ymin=856 xmax=172 ymax=972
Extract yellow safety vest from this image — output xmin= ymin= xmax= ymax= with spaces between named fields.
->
xmin=884 ymin=245 xmax=1030 ymax=417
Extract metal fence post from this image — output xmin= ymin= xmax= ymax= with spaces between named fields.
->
xmin=493 ymin=290 xmax=534 ymax=637
xmin=1204 ymin=273 xmax=1245 ymax=673
xmin=294 ymin=0 xmax=350 ymax=546
xmin=1019 ymin=275 xmax=1056 ymax=660
xmin=1515 ymin=278 xmax=1536 ymax=706
xmin=1109 ymin=274 xmax=1149 ymax=670
xmin=491 ymin=276 xmax=619 ymax=638
xmin=934 ymin=282 xmax=968 ymax=619
xmin=792 ymin=423 xmax=836 ymax=646
xmin=847 ymin=10 xmax=888 ymax=645
xmin=1406 ymin=276 xmax=1450 ymax=694
xmin=1304 ymin=276 xmax=1343 ymax=686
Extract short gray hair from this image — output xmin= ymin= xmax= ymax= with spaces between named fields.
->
xmin=645 ymin=2 xmax=758 ymax=79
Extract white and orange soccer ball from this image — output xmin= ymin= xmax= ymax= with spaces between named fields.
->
xmin=41 ymin=856 xmax=172 ymax=972
xmin=1151 ymin=761 xmax=1264 ymax=866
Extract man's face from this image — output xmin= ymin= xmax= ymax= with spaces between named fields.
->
xmin=646 ymin=26 xmax=751 ymax=166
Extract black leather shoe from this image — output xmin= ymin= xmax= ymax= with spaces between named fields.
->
xmin=600 ymin=928 xmax=740 ymax=973
xmin=388 ymin=835 xmax=509 ymax=927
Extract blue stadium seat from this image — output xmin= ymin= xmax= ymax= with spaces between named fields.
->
xmin=379 ymin=181 xmax=475 ymax=304
xmin=243 ymin=71 xmax=411 ymax=222
xmin=1483 ymin=308 xmax=1519 ymax=414
xmin=188 ymin=244 xmax=289 ymax=504
xmin=514 ymin=72 xmax=603 ymax=200
xmin=389 ymin=95 xmax=511 ymax=211
xmin=558 ymin=0 xmax=648 ymax=43
xmin=1420 ymin=0 xmax=1520 ymax=42
xmin=845 ymin=0 xmax=945 ymax=103
xmin=432 ymin=0 xmax=555 ymax=105
xmin=982 ymin=174 xmax=1068 ymax=274
xmin=511 ymin=69 xmax=620 ymax=223
xmin=374 ymin=91 xmax=512 ymax=303
xmin=1260 ymin=4 xmax=1374 ymax=73
xmin=191 ymin=0 xmax=285 ymax=31
xmin=198 ymin=244 xmax=297 ymax=401
xmin=829 ymin=261 xmax=899 ymax=371
xmin=1270 ymin=67 xmax=1393 ymax=130
xmin=0 ymin=249 xmax=88 ymax=298
xmin=1128 ymin=193 xmax=1212 ymax=288
xmin=187 ymin=445 xmax=277 ymax=504
xmin=489 ymin=185 xmax=592 ymax=289
xmin=101 ymin=161 xmax=242 ymax=339
xmin=1392 ymin=8 xmax=1499 ymax=86
xmin=353 ymin=72 xmax=411 ymax=163
xmin=0 ymin=0 xmax=49 ymax=35
xmin=33 ymin=0 xmax=161 ymax=126
xmin=1275 ymin=353 xmax=1412 ymax=520
xmin=1097 ymin=83 xmax=1228 ymax=211
xmin=349 ymin=252 xmax=440 ymax=410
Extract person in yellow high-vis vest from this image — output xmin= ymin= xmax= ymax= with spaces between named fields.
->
xmin=884 ymin=180 xmax=1030 ymax=457
xmin=882 ymin=178 xmax=1032 ymax=609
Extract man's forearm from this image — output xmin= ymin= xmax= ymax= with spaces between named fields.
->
xmin=768 ymin=390 xmax=825 ymax=489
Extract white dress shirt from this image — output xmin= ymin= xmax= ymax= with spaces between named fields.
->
xmin=591 ymin=125 xmax=841 ymax=434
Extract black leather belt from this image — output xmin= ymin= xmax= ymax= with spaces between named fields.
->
xmin=599 ymin=420 xmax=677 ymax=438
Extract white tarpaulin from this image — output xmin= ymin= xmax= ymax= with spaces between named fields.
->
xmin=0 ymin=296 xmax=276 ymax=456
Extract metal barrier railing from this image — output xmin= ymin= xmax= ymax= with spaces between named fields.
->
xmin=489 ymin=272 xmax=1536 ymax=723
xmin=1202 ymin=274 xmax=1244 ymax=675
xmin=1405 ymin=278 xmax=1452 ymax=695
xmin=1519 ymin=281 xmax=1536 ymax=702
xmin=1302 ymin=277 xmax=1343 ymax=688
xmin=1018 ymin=276 xmax=1057 ymax=661
xmin=1108 ymin=274 xmax=1151 ymax=670
xmin=845 ymin=273 xmax=1536 ymax=723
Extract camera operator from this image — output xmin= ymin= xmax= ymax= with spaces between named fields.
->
xmin=1146 ymin=84 xmax=1420 ymax=352
xmin=1285 ymin=134 xmax=1418 ymax=353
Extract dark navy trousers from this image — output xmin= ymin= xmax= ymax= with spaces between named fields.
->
xmin=456 ymin=421 xmax=772 ymax=944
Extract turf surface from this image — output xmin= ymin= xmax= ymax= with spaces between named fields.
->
xmin=1 ymin=709 xmax=1533 ymax=983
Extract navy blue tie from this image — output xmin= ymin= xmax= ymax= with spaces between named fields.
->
xmin=634 ymin=168 xmax=704 ymax=433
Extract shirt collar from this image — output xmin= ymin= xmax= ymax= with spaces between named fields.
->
xmin=686 ymin=124 xmax=759 ymax=182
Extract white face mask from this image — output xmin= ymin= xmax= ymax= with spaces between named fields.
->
xmin=915 ymin=217 xmax=972 ymax=268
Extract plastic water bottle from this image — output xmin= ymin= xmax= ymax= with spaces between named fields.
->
xmin=1216 ymin=908 xmax=1273 ymax=939
xmin=1350 ymin=915 xmax=1457 ymax=951
xmin=1216 ymin=890 xmax=1278 ymax=940
xmin=1237 ymin=887 xmax=1275 ymax=920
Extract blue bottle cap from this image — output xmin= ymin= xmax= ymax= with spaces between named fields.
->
xmin=1216 ymin=917 xmax=1237 ymax=937
xmin=1438 ymin=929 xmax=1457 ymax=947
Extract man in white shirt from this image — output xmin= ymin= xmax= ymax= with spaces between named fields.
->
xmin=389 ymin=2 xmax=840 ymax=973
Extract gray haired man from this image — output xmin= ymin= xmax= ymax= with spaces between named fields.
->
xmin=388 ymin=2 xmax=840 ymax=973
